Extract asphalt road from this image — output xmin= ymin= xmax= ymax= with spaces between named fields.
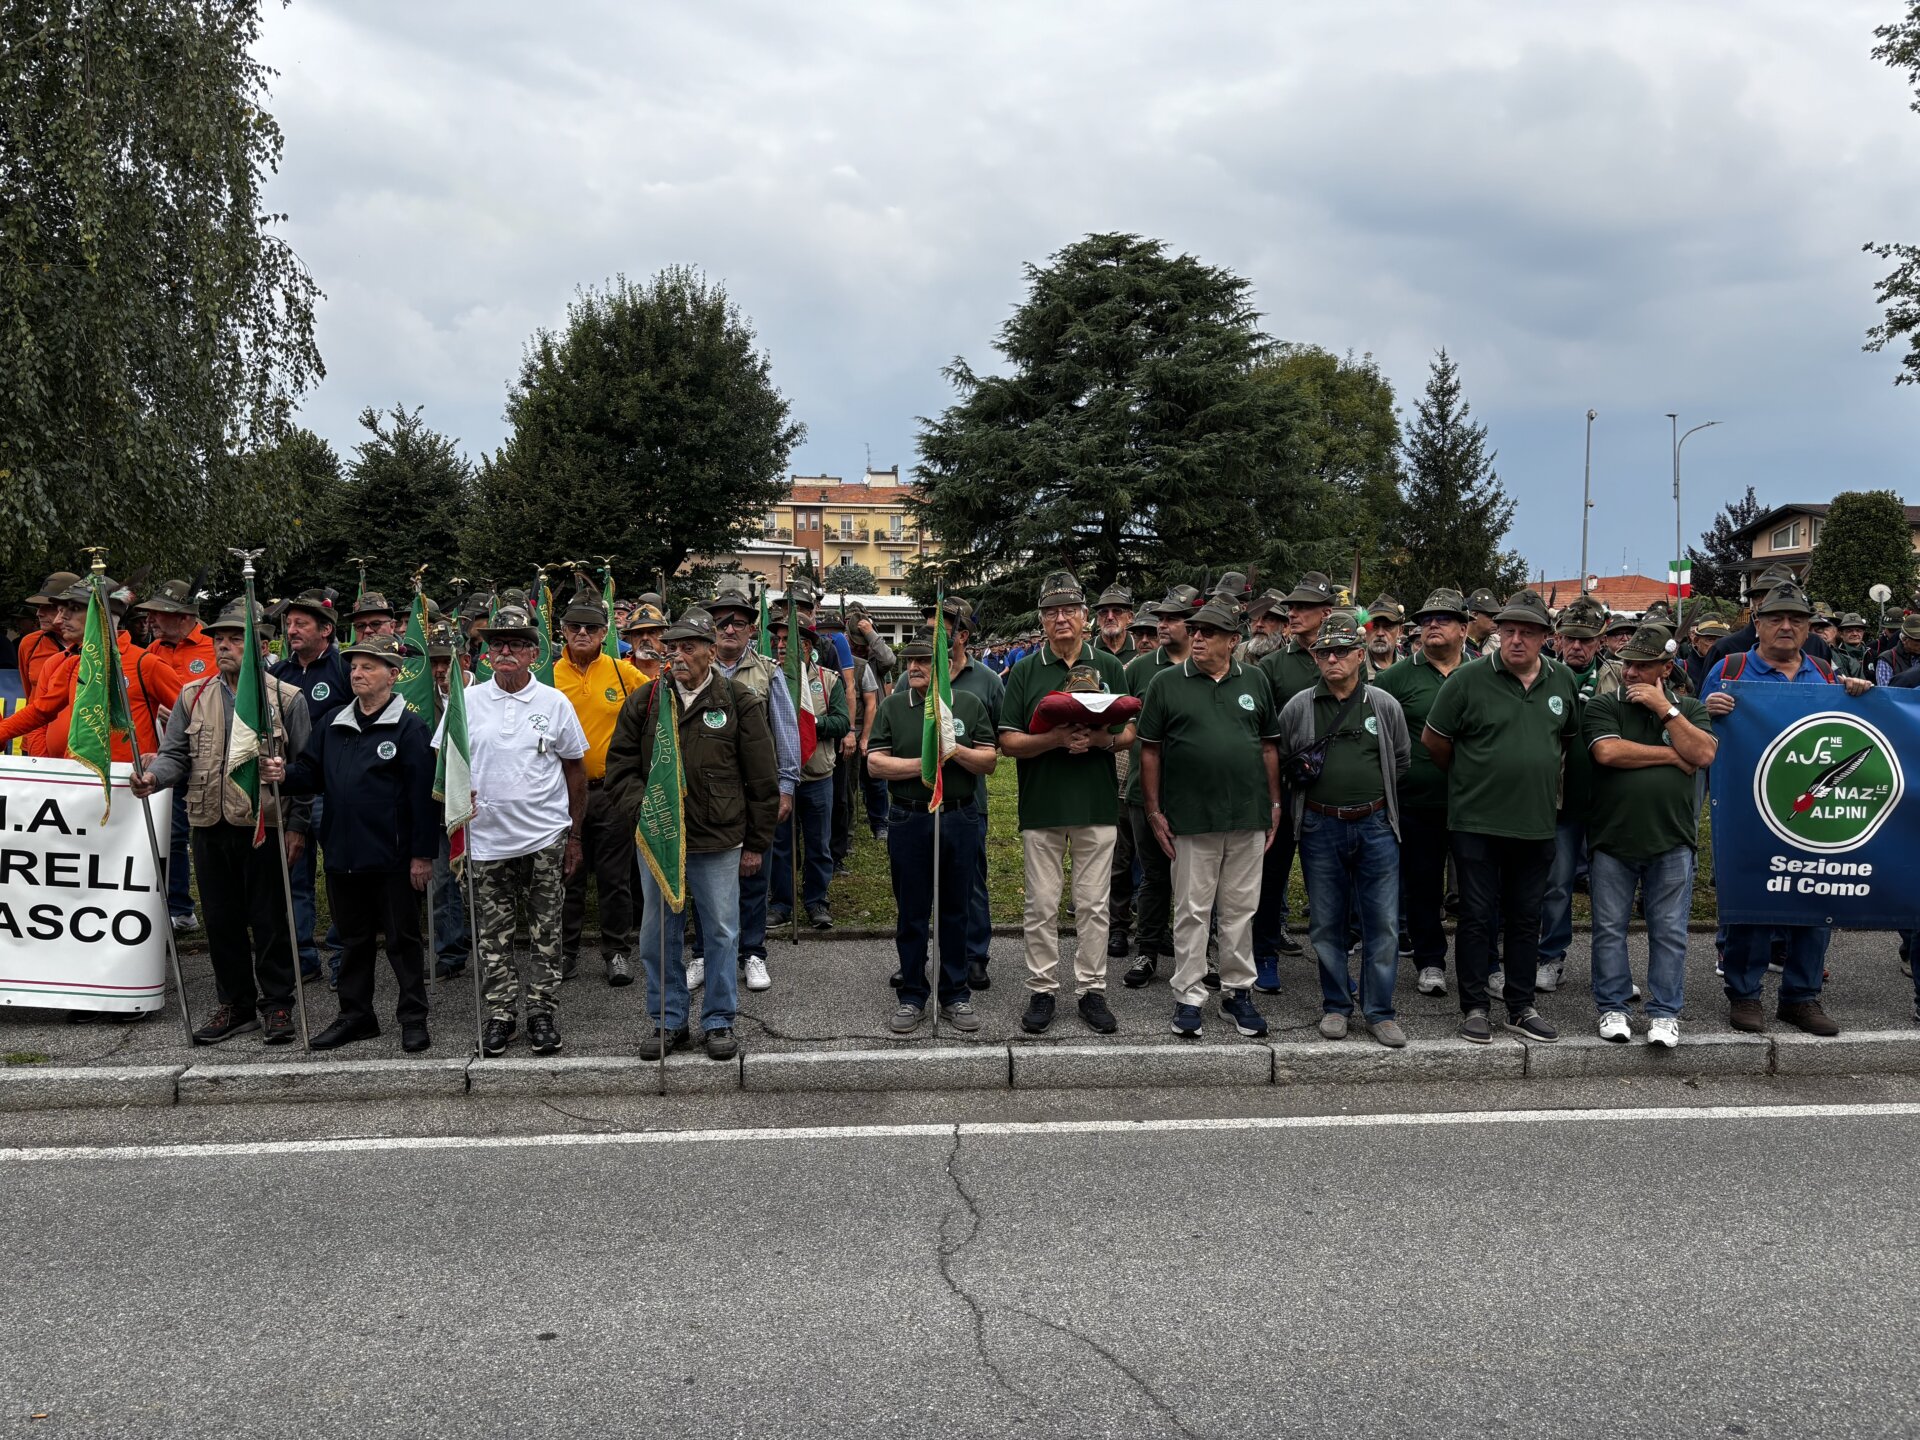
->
xmin=7 ymin=1090 xmax=1920 ymax=1438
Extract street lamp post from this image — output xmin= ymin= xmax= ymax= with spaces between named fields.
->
xmin=1579 ymin=409 xmax=1597 ymax=591
xmin=1667 ymin=413 xmax=1721 ymax=630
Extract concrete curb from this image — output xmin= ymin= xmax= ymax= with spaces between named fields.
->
xmin=6 ymin=1028 xmax=1919 ymax=1111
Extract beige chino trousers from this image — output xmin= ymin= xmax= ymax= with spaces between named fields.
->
xmin=1170 ymin=830 xmax=1264 ymax=1007
xmin=1021 ymin=825 xmax=1118 ymax=995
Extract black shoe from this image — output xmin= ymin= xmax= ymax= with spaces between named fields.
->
xmin=1078 ymin=990 xmax=1118 ymax=1034
xmin=1201 ymin=967 xmax=1222 ymax=991
xmin=481 ymin=1017 xmax=516 ymax=1057
xmin=1107 ymin=931 xmax=1131 ymax=959
xmin=1122 ymin=955 xmax=1160 ymax=989
xmin=810 ymin=908 xmax=835 ymax=931
xmin=191 ymin=1004 xmax=259 ymax=1046
xmin=261 ymin=1007 xmax=296 ymax=1045
xmin=889 ymin=970 xmax=903 ymax=989
xmin=833 ymin=861 xmax=851 ymax=879
xmin=767 ymin=907 xmax=792 ymax=928
xmin=705 ymin=1027 xmax=738 ymax=1060
xmin=1021 ymin=993 xmax=1056 ymax=1034
xmin=638 ymin=1025 xmax=690 ymax=1060
xmin=969 ymin=961 xmax=991 ymax=991
xmin=527 ymin=1013 xmax=562 ymax=1054
xmin=401 ymin=1025 xmax=431 ymax=1053
xmin=310 ymin=1016 xmax=379 ymax=1050
xmin=1275 ymin=925 xmax=1304 ymax=958
xmin=560 ymin=952 xmax=579 ymax=981
xmin=433 ymin=960 xmax=466 ymax=980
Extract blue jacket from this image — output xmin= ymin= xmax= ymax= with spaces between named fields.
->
xmin=272 ymin=644 xmax=352 ymax=727
xmin=282 ymin=694 xmax=438 ymax=873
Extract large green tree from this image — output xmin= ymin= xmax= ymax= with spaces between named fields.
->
xmin=1385 ymin=349 xmax=1525 ymax=605
xmin=911 ymin=233 xmax=1308 ymax=623
xmin=1804 ymin=490 xmax=1920 ymax=615
xmin=461 ymin=269 xmax=803 ymax=585
xmin=1865 ymin=4 xmax=1920 ymax=382
xmin=1686 ymin=484 xmax=1765 ymax=601
xmin=0 ymin=1 xmax=323 ymax=580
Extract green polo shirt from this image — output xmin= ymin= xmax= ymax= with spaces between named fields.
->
xmin=1373 ymin=648 xmax=1461 ymax=811
xmin=1305 ymin=680 xmax=1384 ymax=807
xmin=1557 ymin=656 xmax=1620 ymax=826
xmin=1423 ymin=648 xmax=1581 ymax=841
xmin=1121 ymin=644 xmax=1182 ymax=806
xmin=869 ymin=685 xmax=993 ymax=808
xmin=997 ymin=640 xmax=1132 ymax=830
xmin=1583 ymin=690 xmax=1712 ymax=861
xmin=1136 ymin=658 xmax=1280 ymax=834
xmin=1096 ymin=637 xmax=1137 ymax=664
xmin=1258 ymin=639 xmax=1320 ymax=711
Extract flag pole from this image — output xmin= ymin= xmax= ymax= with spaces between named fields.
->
xmin=656 ymin=897 xmax=668 ymax=1096
xmin=85 ymin=551 xmax=197 ymax=1047
xmin=233 ymin=547 xmax=311 ymax=1053
xmin=930 ymin=802 xmax=941 ymax=1041
xmin=413 ymin=566 xmax=436 ymax=988
xmin=465 ymin=860 xmax=485 ymax=1057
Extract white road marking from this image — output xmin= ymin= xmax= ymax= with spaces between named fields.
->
xmin=4 ymin=1100 xmax=1920 ymax=1165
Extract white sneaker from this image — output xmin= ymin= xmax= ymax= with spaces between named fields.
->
xmin=169 ymin=912 xmax=197 ymax=934
xmin=1536 ymin=961 xmax=1564 ymax=993
xmin=744 ymin=953 xmax=772 ymax=992
xmin=1417 ymin=966 xmax=1448 ymax=996
xmin=1647 ymin=1016 xmax=1680 ymax=1048
xmin=685 ymin=957 xmax=705 ymax=992
xmin=1630 ymin=981 xmax=1643 ymax=1001
xmin=1487 ymin=967 xmax=1505 ymax=999
xmin=1597 ymin=1010 xmax=1631 ymax=1043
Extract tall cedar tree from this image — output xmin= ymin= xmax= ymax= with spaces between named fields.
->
xmin=1865 ymin=4 xmax=1920 ymax=382
xmin=1686 ymin=485 xmax=1765 ymax=600
xmin=0 ymin=1 xmax=323 ymax=580
xmin=911 ymin=233 xmax=1307 ymax=626
xmin=1804 ymin=490 xmax=1920 ymax=615
xmin=462 ymin=269 xmax=802 ymax=584
xmin=1386 ymin=349 xmax=1525 ymax=605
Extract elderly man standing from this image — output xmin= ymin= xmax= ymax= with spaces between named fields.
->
xmin=767 ymin=609 xmax=851 ymax=931
xmin=1121 ymin=587 xmax=1196 ymax=990
xmin=998 ymin=571 xmax=1133 ymax=1036
xmin=1278 ymin=613 xmax=1412 ymax=1046
xmin=1092 ymin=583 xmax=1137 ymax=663
xmin=1423 ymin=589 xmax=1581 ymax=1044
xmin=1252 ymin=572 xmax=1336 ymax=976
xmin=273 ymin=589 xmax=351 ymax=985
xmin=1703 ymin=581 xmax=1874 ymax=1037
xmin=1374 ymin=588 xmax=1471 ymax=997
xmin=1874 ymin=612 xmax=1920 ymax=688
xmin=1138 ymin=599 xmax=1282 ymax=1040
xmin=940 ymin=597 xmax=1005 ymax=992
xmin=1364 ymin=595 xmax=1406 ymax=676
xmin=1093 ymin=582 xmax=1139 ymax=956
xmin=606 ymin=608 xmax=779 ymax=1062
xmin=1585 ymin=624 xmax=1717 ymax=1046
xmin=131 ymin=599 xmax=312 ymax=1046
xmin=459 ymin=605 xmax=589 ymax=1058
xmin=1463 ymin=588 xmax=1500 ymax=659
xmin=266 ymin=633 xmax=438 ymax=1051
xmin=135 ymin=579 xmax=219 ymax=935
xmin=551 ymin=588 xmax=649 ymax=988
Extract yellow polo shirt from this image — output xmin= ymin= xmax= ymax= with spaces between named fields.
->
xmin=553 ymin=652 xmax=648 ymax=778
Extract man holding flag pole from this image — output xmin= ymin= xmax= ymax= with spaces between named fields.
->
xmin=134 ymin=556 xmax=315 ymax=1048
xmin=868 ymin=610 xmax=998 ymax=1036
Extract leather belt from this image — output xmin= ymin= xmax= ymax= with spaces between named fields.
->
xmin=1304 ymin=797 xmax=1386 ymax=820
xmin=586 ymin=777 xmax=605 ymax=790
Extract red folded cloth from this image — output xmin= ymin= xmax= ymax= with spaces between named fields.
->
xmin=1028 ymin=691 xmax=1142 ymax=734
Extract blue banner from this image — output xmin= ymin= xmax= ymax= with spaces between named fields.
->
xmin=1710 ymin=683 xmax=1920 ymax=927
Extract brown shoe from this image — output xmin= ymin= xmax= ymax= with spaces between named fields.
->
xmin=1727 ymin=998 xmax=1766 ymax=1033
xmin=1777 ymin=1000 xmax=1840 ymax=1037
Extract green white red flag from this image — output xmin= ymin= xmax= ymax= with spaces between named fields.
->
xmin=433 ymin=647 xmax=474 ymax=871
xmin=921 ymin=596 xmax=956 ymax=810
xmin=225 ymin=592 xmax=271 ymax=847
xmin=1669 ymin=560 xmax=1692 ymax=599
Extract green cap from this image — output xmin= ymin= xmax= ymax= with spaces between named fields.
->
xmin=341 ymin=632 xmax=407 ymax=668
xmin=1311 ymin=612 xmax=1365 ymax=651
xmin=1555 ymin=596 xmax=1609 ymax=638
xmin=1754 ymin=581 xmax=1814 ymax=617
xmin=1494 ymin=589 xmax=1552 ymax=628
xmin=1617 ymin=625 xmax=1680 ymax=664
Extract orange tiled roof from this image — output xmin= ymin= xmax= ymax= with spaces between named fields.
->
xmin=783 ymin=483 xmax=917 ymax=506
xmin=1539 ymin=575 xmax=1671 ymax=615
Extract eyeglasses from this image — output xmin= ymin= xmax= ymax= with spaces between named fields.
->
xmin=715 ymin=616 xmax=752 ymax=631
xmin=492 ymin=640 xmax=538 ymax=653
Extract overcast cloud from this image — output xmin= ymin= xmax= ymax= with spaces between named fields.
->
xmin=256 ymin=0 xmax=1920 ymax=584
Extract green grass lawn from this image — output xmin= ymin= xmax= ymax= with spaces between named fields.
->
xmin=827 ymin=768 xmax=1722 ymax=929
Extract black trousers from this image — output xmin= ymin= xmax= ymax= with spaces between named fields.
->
xmin=1252 ymin=789 xmax=1297 ymax=961
xmin=192 ymin=821 xmax=295 ymax=1014
xmin=1109 ymin=802 xmax=1136 ymax=934
xmin=1127 ymin=803 xmax=1173 ymax=958
xmin=1400 ymin=806 xmax=1452 ymax=970
xmin=327 ymin=869 xmax=428 ymax=1028
xmin=830 ymin=751 xmax=853 ymax=862
xmin=563 ymin=785 xmax=636 ymax=958
xmin=1450 ymin=830 xmax=1552 ymax=1017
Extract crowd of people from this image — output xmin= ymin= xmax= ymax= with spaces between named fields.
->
xmin=5 ymin=558 xmax=1919 ymax=1059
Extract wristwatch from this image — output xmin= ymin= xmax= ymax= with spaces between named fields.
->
xmin=1661 ymin=704 xmax=1680 ymax=723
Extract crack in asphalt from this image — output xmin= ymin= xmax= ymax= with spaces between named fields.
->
xmin=933 ymin=1129 xmax=1034 ymax=1407
xmin=1010 ymin=1305 xmax=1201 ymax=1440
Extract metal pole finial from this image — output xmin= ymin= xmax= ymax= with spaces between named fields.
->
xmin=80 ymin=545 xmax=110 ymax=575
xmin=228 ymin=546 xmax=266 ymax=580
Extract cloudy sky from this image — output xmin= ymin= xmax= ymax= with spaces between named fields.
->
xmin=257 ymin=0 xmax=1920 ymax=584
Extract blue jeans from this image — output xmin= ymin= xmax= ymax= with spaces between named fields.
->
xmin=770 ymin=776 xmax=833 ymax=914
xmin=1589 ymin=846 xmax=1691 ymax=1018
xmin=689 ymin=848 xmax=769 ymax=959
xmin=167 ymin=787 xmax=193 ymax=919
xmin=1722 ymin=923 xmax=1830 ymax=1006
xmin=431 ymin=832 xmax=469 ymax=968
xmin=1298 ymin=809 xmax=1401 ymax=1023
xmin=888 ymin=803 xmax=980 ymax=1008
xmin=638 ymin=849 xmax=741 ymax=1033
xmin=1536 ymin=819 xmax=1585 ymax=966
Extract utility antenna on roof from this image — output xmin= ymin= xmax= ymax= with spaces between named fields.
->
xmin=864 ymin=441 xmax=872 ymax=473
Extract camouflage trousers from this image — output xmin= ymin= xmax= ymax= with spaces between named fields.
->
xmin=472 ymin=835 xmax=568 ymax=1022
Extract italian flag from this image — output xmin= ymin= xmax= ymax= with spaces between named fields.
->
xmin=784 ymin=593 xmax=819 ymax=764
xmin=1668 ymin=559 xmax=1692 ymax=599
xmin=226 ymin=592 xmax=270 ymax=847
xmin=434 ymin=650 xmax=474 ymax=870
xmin=921 ymin=596 xmax=956 ymax=810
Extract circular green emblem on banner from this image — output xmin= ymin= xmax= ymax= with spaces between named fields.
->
xmin=188 ymin=658 xmax=207 ymax=675
xmin=376 ymin=740 xmax=397 ymax=760
xmin=703 ymin=709 xmax=727 ymax=729
xmin=1754 ymin=711 xmax=1904 ymax=854
xmin=312 ymin=682 xmax=331 ymax=701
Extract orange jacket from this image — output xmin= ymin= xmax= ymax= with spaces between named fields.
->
xmin=146 ymin=623 xmax=218 ymax=687
xmin=13 ymin=629 xmax=69 ymax=757
xmin=0 ymin=632 xmax=179 ymax=760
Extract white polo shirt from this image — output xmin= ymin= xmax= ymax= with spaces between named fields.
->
xmin=454 ymin=675 xmax=588 ymax=862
